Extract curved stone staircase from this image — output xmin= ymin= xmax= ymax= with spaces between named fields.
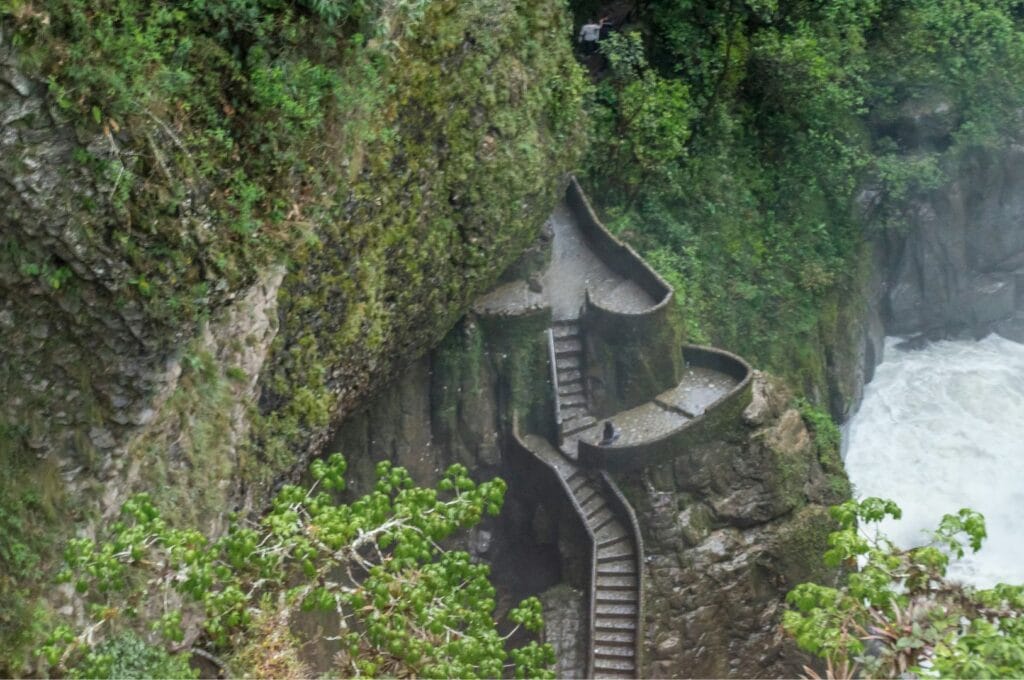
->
xmin=521 ymin=433 xmax=642 ymax=679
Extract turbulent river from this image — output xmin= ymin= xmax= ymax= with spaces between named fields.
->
xmin=844 ymin=334 xmax=1024 ymax=588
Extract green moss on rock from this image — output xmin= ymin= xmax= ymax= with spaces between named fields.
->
xmin=253 ymin=0 xmax=586 ymax=482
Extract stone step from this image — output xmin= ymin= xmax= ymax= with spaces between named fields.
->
xmin=552 ymin=322 xmax=580 ymax=339
xmin=558 ymin=381 xmax=585 ymax=396
xmin=593 ymin=656 xmax=636 ymax=672
xmin=596 ymin=574 xmax=637 ymax=590
xmin=556 ymin=354 xmax=581 ymax=370
xmin=593 ymin=520 xmax=628 ymax=542
xmin=557 ymin=368 xmax=582 ymax=384
xmin=595 ymin=601 xmax=637 ymax=617
xmin=562 ymin=415 xmax=596 ymax=436
xmin=597 ymin=560 xmax=637 ymax=576
xmin=586 ymin=505 xmax=613 ymax=524
xmin=591 ymin=514 xmax=619 ymax=533
xmin=594 ymin=629 xmax=635 ymax=645
xmin=560 ymin=393 xmax=587 ymax=408
xmin=575 ymin=486 xmax=600 ymax=507
xmin=596 ymin=590 xmax=638 ymax=603
xmin=595 ymin=644 xmax=634 ymax=659
xmin=597 ymin=533 xmax=630 ymax=550
xmin=580 ymin=495 xmax=607 ymax=516
xmin=559 ymin=441 xmax=580 ymax=460
xmin=560 ymin=404 xmax=588 ymax=422
xmin=567 ymin=474 xmax=590 ymax=494
xmin=554 ymin=337 xmax=582 ymax=355
xmin=597 ymin=551 xmax=635 ymax=565
xmin=594 ymin=618 xmax=637 ymax=631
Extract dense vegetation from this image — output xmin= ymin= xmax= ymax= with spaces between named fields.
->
xmin=786 ymin=498 xmax=1024 ymax=678
xmin=578 ymin=0 xmax=1024 ymax=394
xmin=4 ymin=0 xmax=1024 ymax=675
xmin=41 ymin=454 xmax=554 ymax=678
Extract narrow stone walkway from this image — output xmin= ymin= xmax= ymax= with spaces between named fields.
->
xmin=473 ymin=201 xmax=657 ymax=320
xmin=542 ymin=202 xmax=654 ymax=320
xmin=524 ymin=434 xmax=640 ymax=680
xmin=565 ymin=366 xmax=740 ymax=450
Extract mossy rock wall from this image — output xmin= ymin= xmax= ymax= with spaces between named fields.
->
xmin=0 ymin=0 xmax=585 ymax=668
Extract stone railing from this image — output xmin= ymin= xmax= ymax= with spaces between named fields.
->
xmin=507 ymin=424 xmax=596 ymax=677
xmin=597 ymin=469 xmax=645 ymax=672
xmin=547 ymin=328 xmax=563 ymax=434
xmin=565 ymin=178 xmax=683 ymax=415
xmin=566 ymin=177 xmax=673 ymax=313
xmin=577 ymin=345 xmax=753 ymax=472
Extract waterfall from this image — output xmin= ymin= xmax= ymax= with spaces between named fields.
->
xmin=844 ymin=334 xmax=1024 ymax=588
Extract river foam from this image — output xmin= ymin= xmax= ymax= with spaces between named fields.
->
xmin=844 ymin=334 xmax=1024 ymax=588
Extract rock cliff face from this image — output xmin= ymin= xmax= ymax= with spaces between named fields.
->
xmin=607 ymin=372 xmax=847 ymax=678
xmin=327 ymin=315 xmax=847 ymax=679
xmin=0 ymin=2 xmax=584 ymax=664
xmin=877 ymin=145 xmax=1024 ymax=341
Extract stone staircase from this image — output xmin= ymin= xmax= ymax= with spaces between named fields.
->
xmin=565 ymin=468 xmax=640 ymax=679
xmin=552 ymin=320 xmax=596 ymax=444
xmin=521 ymin=431 xmax=641 ymax=679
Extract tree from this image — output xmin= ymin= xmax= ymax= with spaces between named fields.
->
xmin=40 ymin=454 xmax=555 ymax=678
xmin=784 ymin=497 xmax=1024 ymax=679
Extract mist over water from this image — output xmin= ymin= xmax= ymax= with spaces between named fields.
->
xmin=844 ymin=334 xmax=1024 ymax=588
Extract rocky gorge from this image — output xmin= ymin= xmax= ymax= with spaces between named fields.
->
xmin=1 ymin=0 xmax=1023 ymax=677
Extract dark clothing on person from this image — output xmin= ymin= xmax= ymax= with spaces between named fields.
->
xmin=598 ymin=421 xmax=620 ymax=446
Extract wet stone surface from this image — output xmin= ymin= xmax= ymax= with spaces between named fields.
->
xmin=578 ymin=402 xmax=688 ymax=447
xmin=656 ymin=367 xmax=739 ymax=417
xmin=472 ymin=280 xmax=545 ymax=316
xmin=479 ymin=201 xmax=657 ymax=320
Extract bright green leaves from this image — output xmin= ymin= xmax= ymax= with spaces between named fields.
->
xmin=310 ymin=451 xmax=347 ymax=491
xmin=41 ymin=454 xmax=551 ymax=678
xmin=828 ymin=497 xmax=901 ymax=529
xmin=786 ymin=498 xmax=1024 ymax=678
xmin=935 ymin=508 xmax=987 ymax=557
xmin=509 ymin=596 xmax=545 ymax=633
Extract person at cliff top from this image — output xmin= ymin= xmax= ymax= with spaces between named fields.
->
xmin=578 ymin=18 xmax=606 ymax=54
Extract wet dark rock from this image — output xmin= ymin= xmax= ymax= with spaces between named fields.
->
xmin=994 ymin=311 xmax=1024 ymax=343
xmin=612 ymin=374 xmax=845 ymax=678
xmin=539 ymin=584 xmax=588 ymax=679
xmin=880 ymin=145 xmax=1024 ymax=339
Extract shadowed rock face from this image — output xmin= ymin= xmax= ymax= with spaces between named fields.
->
xmin=878 ymin=145 xmax=1024 ymax=340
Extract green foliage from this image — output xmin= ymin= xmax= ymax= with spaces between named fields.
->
xmin=41 ymin=454 xmax=554 ymax=678
xmin=252 ymin=0 xmax=587 ymax=477
xmin=0 ymin=423 xmax=63 ymax=672
xmin=1 ymin=0 xmax=584 ymax=667
xmin=784 ymin=497 xmax=1024 ymax=678
xmin=580 ymin=0 xmax=1024 ymax=399
xmin=68 ymin=632 xmax=197 ymax=680
xmin=794 ymin=398 xmax=841 ymax=461
xmin=794 ymin=398 xmax=849 ymax=500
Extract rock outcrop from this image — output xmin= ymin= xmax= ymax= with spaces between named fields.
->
xmin=611 ymin=372 xmax=847 ymax=678
xmin=0 ymin=2 xmax=585 ymax=666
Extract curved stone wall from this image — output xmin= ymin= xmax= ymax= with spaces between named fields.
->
xmin=564 ymin=179 xmax=684 ymax=417
xmin=578 ymin=346 xmax=753 ymax=472
xmin=565 ymin=178 xmax=672 ymax=308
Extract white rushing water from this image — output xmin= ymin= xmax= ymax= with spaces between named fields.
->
xmin=844 ymin=334 xmax=1024 ymax=588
